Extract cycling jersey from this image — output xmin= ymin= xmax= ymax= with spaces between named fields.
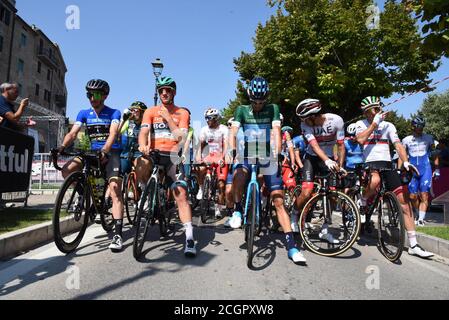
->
xmin=75 ymin=106 xmax=121 ymax=151
xmin=302 ymin=113 xmax=345 ymax=158
xmin=402 ymin=134 xmax=434 ymax=167
xmin=120 ymin=120 xmax=141 ymax=155
xmin=199 ymin=124 xmax=228 ymax=160
xmin=141 ymin=105 xmax=190 ymax=153
xmin=233 ymin=104 xmax=281 ymax=160
xmin=355 ymin=120 xmax=400 ymax=163
xmin=293 ymin=135 xmax=306 ymax=155
xmin=344 ymin=139 xmax=364 ymax=170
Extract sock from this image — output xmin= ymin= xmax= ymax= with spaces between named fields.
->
xmin=114 ymin=219 xmax=123 ymax=237
xmin=235 ymin=202 xmax=243 ymax=214
xmin=408 ymin=231 xmax=417 ymax=248
xmin=419 ymin=211 xmax=426 ymax=221
xmin=285 ymin=232 xmax=297 ymax=251
xmin=184 ymin=222 xmax=194 ymax=241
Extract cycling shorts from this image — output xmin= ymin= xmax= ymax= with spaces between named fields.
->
xmin=408 ymin=164 xmax=432 ymax=194
xmin=235 ymin=159 xmax=283 ymax=193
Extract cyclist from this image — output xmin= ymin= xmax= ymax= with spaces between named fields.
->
xmin=226 ymin=76 xmax=306 ymax=263
xmin=119 ymin=101 xmax=147 ymax=176
xmin=342 ymin=123 xmax=364 ymax=192
xmin=402 ymin=116 xmax=440 ymax=226
xmin=293 ymin=98 xmax=346 ymax=244
xmin=355 ymin=96 xmax=433 ymax=258
xmin=196 ymin=108 xmax=229 ymax=219
xmin=137 ymin=76 xmax=197 ymax=257
xmin=58 ymin=79 xmax=125 ymax=252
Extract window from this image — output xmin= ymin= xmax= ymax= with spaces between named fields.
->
xmin=39 ymin=39 xmax=43 ymax=54
xmin=0 ymin=5 xmax=11 ymax=26
xmin=37 ymin=61 xmax=41 ymax=73
xmin=20 ymin=33 xmax=27 ymax=47
xmin=17 ymin=59 xmax=24 ymax=75
xmin=35 ymin=84 xmax=40 ymax=96
xmin=0 ymin=35 xmax=3 ymax=52
xmin=47 ymin=69 xmax=51 ymax=81
xmin=44 ymin=90 xmax=51 ymax=103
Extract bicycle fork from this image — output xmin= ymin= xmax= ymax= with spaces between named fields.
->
xmin=244 ymin=166 xmax=260 ymax=226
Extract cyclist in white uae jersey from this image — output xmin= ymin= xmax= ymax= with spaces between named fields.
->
xmin=293 ymin=99 xmax=346 ymax=244
xmin=401 ymin=116 xmax=440 ymax=226
xmin=355 ymin=96 xmax=433 ymax=258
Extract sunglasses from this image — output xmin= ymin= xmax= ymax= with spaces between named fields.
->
xmin=130 ymin=108 xmax=141 ymax=113
xmin=206 ymin=116 xmax=218 ymax=121
xmin=87 ymin=92 xmax=104 ymax=100
xmin=251 ymin=99 xmax=266 ymax=105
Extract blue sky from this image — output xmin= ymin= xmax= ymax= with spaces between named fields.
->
xmin=15 ymin=0 xmax=449 ymax=123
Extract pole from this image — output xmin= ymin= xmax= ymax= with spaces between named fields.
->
xmin=154 ymin=80 xmax=158 ymax=106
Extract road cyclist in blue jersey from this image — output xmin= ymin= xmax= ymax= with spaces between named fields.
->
xmin=57 ymin=79 xmax=125 ymax=252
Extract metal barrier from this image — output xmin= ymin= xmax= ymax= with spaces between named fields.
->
xmin=30 ymin=153 xmax=71 ymax=190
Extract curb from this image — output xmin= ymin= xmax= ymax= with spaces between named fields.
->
xmin=416 ymin=232 xmax=449 ymax=259
xmin=0 ymin=217 xmax=82 ymax=260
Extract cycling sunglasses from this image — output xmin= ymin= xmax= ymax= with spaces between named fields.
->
xmin=206 ymin=116 xmax=218 ymax=121
xmin=86 ymin=91 xmax=104 ymax=100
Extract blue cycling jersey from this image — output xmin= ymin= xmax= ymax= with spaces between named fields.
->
xmin=75 ymin=106 xmax=121 ymax=151
xmin=344 ymin=139 xmax=364 ymax=170
xmin=402 ymin=134 xmax=434 ymax=167
xmin=292 ymin=135 xmax=306 ymax=154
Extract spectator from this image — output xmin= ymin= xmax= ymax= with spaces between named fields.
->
xmin=0 ymin=82 xmax=29 ymax=131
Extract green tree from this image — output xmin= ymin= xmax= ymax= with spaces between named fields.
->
xmin=405 ymin=0 xmax=449 ymax=58
xmin=224 ymin=0 xmax=440 ymax=127
xmin=74 ymin=132 xmax=91 ymax=152
xmin=419 ymin=90 xmax=449 ymax=140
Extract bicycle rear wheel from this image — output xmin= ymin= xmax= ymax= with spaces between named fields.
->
xmin=53 ymin=172 xmax=90 ymax=254
xmin=200 ymin=177 xmax=211 ymax=224
xmin=299 ymin=191 xmax=360 ymax=257
xmin=133 ymin=178 xmax=156 ymax=259
xmin=378 ymin=191 xmax=405 ymax=262
xmin=245 ymin=184 xmax=257 ymax=269
xmin=189 ymin=174 xmax=200 ymax=210
xmin=125 ymin=172 xmax=139 ymax=226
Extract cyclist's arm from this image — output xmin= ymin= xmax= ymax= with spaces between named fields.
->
xmin=61 ymin=124 xmax=82 ymax=149
xmin=294 ymin=149 xmax=304 ymax=168
xmin=309 ymin=140 xmax=331 ymax=162
xmin=356 ymin=122 xmax=377 ymax=145
xmin=138 ymin=109 xmax=151 ymax=154
xmin=395 ymin=142 xmax=409 ymax=167
xmin=337 ymin=142 xmax=346 ymax=168
xmin=285 ymin=132 xmax=295 ymax=164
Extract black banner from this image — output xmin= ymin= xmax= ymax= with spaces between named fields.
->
xmin=0 ymin=126 xmax=34 ymax=192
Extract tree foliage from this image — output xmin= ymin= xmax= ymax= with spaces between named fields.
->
xmin=224 ymin=0 xmax=440 ymax=128
xmin=419 ymin=89 xmax=449 ymax=140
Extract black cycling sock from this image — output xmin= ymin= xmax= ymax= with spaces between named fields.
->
xmin=235 ymin=202 xmax=243 ymax=213
xmin=285 ymin=232 xmax=296 ymax=250
xmin=226 ymin=207 xmax=233 ymax=217
xmin=114 ymin=219 xmax=123 ymax=237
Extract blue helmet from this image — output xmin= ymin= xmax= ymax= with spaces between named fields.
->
xmin=412 ymin=116 xmax=425 ymax=128
xmin=247 ymin=76 xmax=269 ymax=101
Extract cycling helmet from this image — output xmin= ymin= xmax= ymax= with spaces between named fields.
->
xmin=86 ymin=79 xmax=110 ymax=95
xmin=156 ymin=77 xmax=177 ymax=91
xmin=227 ymin=117 xmax=235 ymax=126
xmin=130 ymin=101 xmax=148 ymax=111
xmin=346 ymin=123 xmax=358 ymax=136
xmin=204 ymin=108 xmax=221 ymax=120
xmin=280 ymin=113 xmax=284 ymax=124
xmin=282 ymin=126 xmax=293 ymax=134
xmin=296 ymin=99 xmax=322 ymax=118
xmin=412 ymin=116 xmax=426 ymax=128
xmin=361 ymin=96 xmax=382 ymax=112
xmin=247 ymin=76 xmax=269 ymax=101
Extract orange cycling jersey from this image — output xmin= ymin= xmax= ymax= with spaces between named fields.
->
xmin=141 ymin=105 xmax=190 ymax=153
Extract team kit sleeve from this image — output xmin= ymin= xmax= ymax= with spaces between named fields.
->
xmin=336 ymin=116 xmax=345 ymax=144
xmin=141 ymin=108 xmax=153 ymax=129
xmin=112 ymin=109 xmax=121 ymax=125
xmin=302 ymin=123 xmax=316 ymax=144
xmin=75 ymin=110 xmax=86 ymax=127
xmin=387 ymin=123 xmax=401 ymax=144
xmin=233 ymin=106 xmax=243 ymax=128
xmin=272 ymin=104 xmax=281 ymax=127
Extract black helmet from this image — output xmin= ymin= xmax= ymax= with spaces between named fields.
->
xmin=130 ymin=101 xmax=148 ymax=111
xmin=86 ymin=79 xmax=110 ymax=95
xmin=247 ymin=76 xmax=269 ymax=101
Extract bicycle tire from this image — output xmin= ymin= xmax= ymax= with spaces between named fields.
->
xmin=378 ymin=191 xmax=405 ymax=262
xmin=246 ymin=184 xmax=257 ymax=269
xmin=299 ymin=191 xmax=360 ymax=257
xmin=157 ymin=184 xmax=170 ymax=237
xmin=189 ymin=174 xmax=200 ymax=210
xmin=200 ymin=177 xmax=211 ymax=224
xmin=125 ymin=172 xmax=139 ymax=226
xmin=53 ymin=172 xmax=90 ymax=254
xmin=133 ymin=177 xmax=156 ymax=259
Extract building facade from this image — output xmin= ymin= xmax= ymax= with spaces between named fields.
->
xmin=0 ymin=0 xmax=68 ymax=152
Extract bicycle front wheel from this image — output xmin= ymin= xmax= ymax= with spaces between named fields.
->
xmin=53 ymin=172 xmax=90 ymax=254
xmin=299 ymin=191 xmax=360 ymax=257
xmin=245 ymin=184 xmax=257 ymax=269
xmin=133 ymin=178 xmax=156 ymax=259
xmin=125 ymin=172 xmax=139 ymax=226
xmin=378 ymin=191 xmax=405 ymax=262
xmin=200 ymin=177 xmax=211 ymax=224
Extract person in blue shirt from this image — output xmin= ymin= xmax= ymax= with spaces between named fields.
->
xmin=57 ymin=79 xmax=124 ymax=252
xmin=342 ymin=123 xmax=364 ymax=192
xmin=0 ymin=82 xmax=29 ymax=131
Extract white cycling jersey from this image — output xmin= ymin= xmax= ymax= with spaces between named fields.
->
xmin=402 ymin=134 xmax=434 ymax=166
xmin=199 ymin=124 xmax=228 ymax=158
xmin=302 ymin=113 xmax=345 ymax=158
xmin=355 ymin=119 xmax=400 ymax=163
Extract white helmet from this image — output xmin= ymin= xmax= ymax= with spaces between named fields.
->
xmin=346 ymin=123 xmax=357 ymax=136
xmin=280 ymin=113 xmax=284 ymax=123
xmin=227 ymin=117 xmax=234 ymax=126
xmin=296 ymin=99 xmax=322 ymax=118
xmin=204 ymin=108 xmax=220 ymax=120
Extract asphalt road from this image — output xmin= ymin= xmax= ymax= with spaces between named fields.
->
xmin=1 ymin=216 xmax=449 ymax=300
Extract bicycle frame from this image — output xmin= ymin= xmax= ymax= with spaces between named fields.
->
xmin=244 ymin=164 xmax=261 ymax=227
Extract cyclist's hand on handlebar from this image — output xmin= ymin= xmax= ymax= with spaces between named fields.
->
xmin=403 ymin=161 xmax=420 ymax=176
xmin=339 ymin=168 xmax=348 ymax=177
xmin=138 ymin=145 xmax=150 ymax=156
xmin=325 ymin=159 xmax=339 ymax=172
xmin=56 ymin=145 xmax=66 ymax=155
xmin=100 ymin=150 xmax=110 ymax=165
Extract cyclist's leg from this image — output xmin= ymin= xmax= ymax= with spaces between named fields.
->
xmin=408 ymin=174 xmax=420 ymax=219
xmin=61 ymin=156 xmax=83 ymax=179
xmin=217 ymin=163 xmax=228 ymax=206
xmin=227 ymin=163 xmax=249 ymax=228
xmin=106 ymin=151 xmax=124 ymax=251
xmin=135 ymin=156 xmax=153 ymax=188
xmin=417 ymin=165 xmax=432 ymax=223
xmin=295 ymin=156 xmax=315 ymax=213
